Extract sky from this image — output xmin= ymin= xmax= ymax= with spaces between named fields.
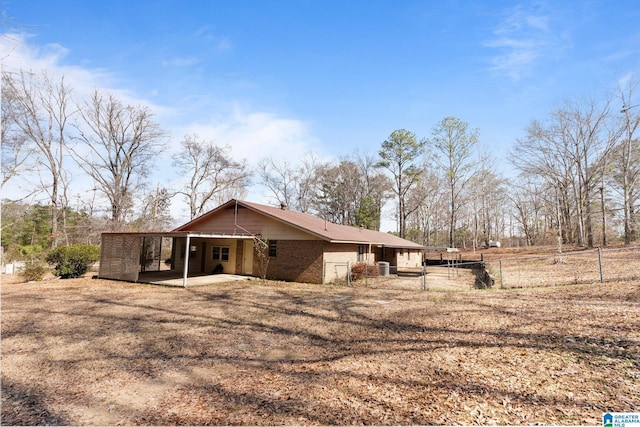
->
xmin=2 ymin=0 xmax=640 ymax=227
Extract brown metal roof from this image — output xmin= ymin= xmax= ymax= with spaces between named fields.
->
xmin=174 ymin=199 xmax=424 ymax=249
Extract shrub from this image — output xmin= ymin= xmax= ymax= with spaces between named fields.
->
xmin=18 ymin=262 xmax=48 ymax=282
xmin=474 ymin=268 xmax=495 ymax=289
xmin=45 ymin=244 xmax=100 ymax=279
xmin=19 ymin=244 xmax=46 ymax=260
xmin=350 ymin=262 xmax=380 ymax=281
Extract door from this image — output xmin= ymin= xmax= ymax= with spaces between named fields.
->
xmin=201 ymin=242 xmax=207 ymax=273
xmin=243 ymin=240 xmax=253 ymax=275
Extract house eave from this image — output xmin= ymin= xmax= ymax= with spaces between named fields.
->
xmin=328 ymin=239 xmax=425 ymax=249
xmin=101 ymin=231 xmax=255 ymax=239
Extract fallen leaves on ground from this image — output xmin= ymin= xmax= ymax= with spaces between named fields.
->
xmin=1 ymin=276 xmax=638 ymax=425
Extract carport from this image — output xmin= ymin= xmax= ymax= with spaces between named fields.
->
xmin=99 ymin=231 xmax=255 ymax=287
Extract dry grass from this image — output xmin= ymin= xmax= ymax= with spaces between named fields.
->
xmin=2 ymin=274 xmax=639 ymax=425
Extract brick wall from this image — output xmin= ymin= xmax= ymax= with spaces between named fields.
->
xmin=262 ymin=240 xmax=324 ymax=283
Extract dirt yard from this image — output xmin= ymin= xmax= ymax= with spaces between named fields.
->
xmin=2 ymin=274 xmax=639 ymax=425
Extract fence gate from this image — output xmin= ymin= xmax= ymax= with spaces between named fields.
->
xmin=140 ymin=236 xmax=162 ymax=272
xmin=323 ymin=261 xmax=351 ymax=285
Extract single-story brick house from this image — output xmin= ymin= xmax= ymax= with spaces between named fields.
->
xmin=99 ymin=199 xmax=425 ymax=285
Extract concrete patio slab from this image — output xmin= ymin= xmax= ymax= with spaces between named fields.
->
xmin=137 ymin=271 xmax=253 ymax=287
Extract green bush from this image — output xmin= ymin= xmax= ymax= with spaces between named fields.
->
xmin=18 ymin=262 xmax=48 ymax=282
xmin=19 ymin=244 xmax=46 ymax=260
xmin=45 ymin=244 xmax=100 ymax=279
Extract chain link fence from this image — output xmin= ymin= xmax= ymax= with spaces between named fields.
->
xmin=326 ymin=246 xmax=640 ymax=291
xmin=485 ymin=246 xmax=640 ymax=289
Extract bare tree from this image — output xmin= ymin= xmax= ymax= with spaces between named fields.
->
xmin=467 ymin=157 xmax=507 ymax=249
xmin=509 ymin=176 xmax=547 ymax=246
xmin=615 ymin=78 xmax=640 ymax=244
xmin=174 ymin=134 xmax=251 ymax=219
xmin=253 ymin=237 xmax=270 ymax=281
xmin=296 ymin=153 xmax=323 ymax=213
xmin=429 ymin=117 xmax=478 ymax=247
xmin=1 ymin=72 xmax=34 ymax=188
xmin=560 ymin=98 xmax=613 ymax=248
xmin=257 ymin=157 xmax=297 ymax=209
xmin=2 ymin=70 xmax=73 ymax=247
xmin=377 ymin=129 xmax=426 ymax=238
xmin=304 ymin=150 xmax=389 ymax=230
xmin=72 ymin=90 xmax=165 ymax=230
xmin=257 ymin=153 xmax=324 ymax=212
xmin=510 ymin=96 xmax=615 ymax=250
xmin=129 ymin=185 xmax=174 ymax=231
xmin=315 ymin=160 xmax=368 ymax=226
xmin=405 ymin=166 xmax=445 ymax=245
xmin=70 ymin=189 xmax=108 ymax=245
xmin=510 ymin=118 xmax=575 ymax=245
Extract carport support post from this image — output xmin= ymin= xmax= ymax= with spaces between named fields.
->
xmin=183 ymin=235 xmax=191 ymax=288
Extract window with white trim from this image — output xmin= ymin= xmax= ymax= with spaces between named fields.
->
xmin=212 ymin=246 xmax=230 ymax=261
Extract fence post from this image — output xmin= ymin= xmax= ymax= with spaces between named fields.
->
xmin=499 ymin=260 xmax=504 ymax=289
xmin=598 ymin=247 xmax=604 ymax=283
xmin=365 ymin=260 xmax=368 ymax=288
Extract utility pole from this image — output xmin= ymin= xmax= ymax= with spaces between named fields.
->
xmin=621 ymin=103 xmax=639 ymax=244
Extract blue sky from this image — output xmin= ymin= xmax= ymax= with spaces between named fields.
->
xmin=2 ymin=0 xmax=640 ymax=225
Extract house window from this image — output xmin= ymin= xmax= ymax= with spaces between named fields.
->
xmin=180 ymin=244 xmax=197 ymax=259
xmin=268 ymin=241 xmax=277 ymax=257
xmin=212 ymin=246 xmax=230 ymax=262
xmin=357 ymin=244 xmax=365 ymax=262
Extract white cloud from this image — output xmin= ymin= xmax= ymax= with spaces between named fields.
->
xmin=174 ymin=105 xmax=318 ymax=165
xmin=617 ymin=72 xmax=635 ymax=88
xmin=1 ymin=33 xmax=314 ymax=161
xmin=2 ymin=33 xmax=109 ymax=91
xmin=484 ymin=5 xmax=565 ymax=81
xmin=1 ymin=32 xmax=176 ymax=117
xmin=215 ymin=38 xmax=232 ymax=51
xmin=164 ymin=106 xmax=321 ymax=222
xmin=525 ymin=14 xmax=549 ymax=32
xmin=193 ymin=25 xmax=232 ymax=52
xmin=1 ymin=32 xmax=322 ymax=214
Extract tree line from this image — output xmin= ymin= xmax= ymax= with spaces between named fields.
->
xmin=2 ymin=69 xmax=640 ymax=260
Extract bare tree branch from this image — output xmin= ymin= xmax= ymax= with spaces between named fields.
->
xmin=173 ymin=134 xmax=250 ymax=219
xmin=71 ymin=90 xmax=166 ymax=230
